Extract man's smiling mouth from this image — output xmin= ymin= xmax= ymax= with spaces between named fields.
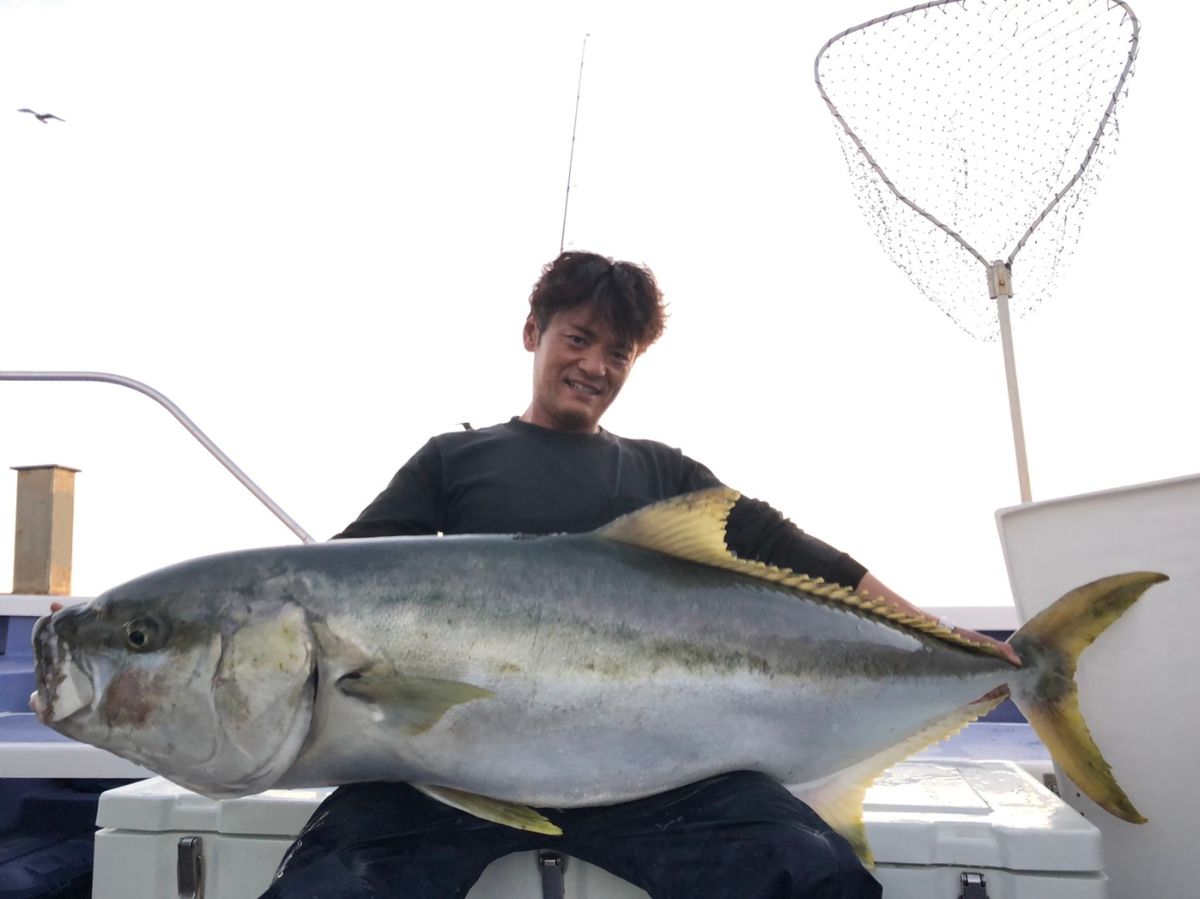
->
xmin=565 ymin=378 xmax=602 ymax=396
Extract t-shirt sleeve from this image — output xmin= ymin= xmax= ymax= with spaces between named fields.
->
xmin=724 ymin=496 xmax=868 ymax=590
xmin=333 ymin=439 xmax=444 ymax=539
xmin=679 ymin=453 xmax=723 ymax=492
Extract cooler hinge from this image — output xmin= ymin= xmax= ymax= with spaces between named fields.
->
xmin=960 ymin=870 xmax=989 ymax=898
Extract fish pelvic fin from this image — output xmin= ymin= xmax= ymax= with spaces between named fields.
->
xmin=415 ymin=785 xmax=562 ymax=836
xmin=793 ymin=690 xmax=1006 ymax=868
xmin=1009 ymin=571 xmax=1167 ymax=825
xmin=336 ymin=665 xmax=493 ymax=735
xmin=597 ymin=488 xmax=993 ymax=655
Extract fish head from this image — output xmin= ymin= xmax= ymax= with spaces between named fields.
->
xmin=31 ymin=579 xmax=317 ymax=798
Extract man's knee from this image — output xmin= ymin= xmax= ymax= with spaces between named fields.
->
xmin=684 ymin=776 xmax=881 ymax=899
xmin=618 ymin=813 xmax=879 ymax=899
xmin=263 ymin=783 xmax=536 ymax=899
xmin=759 ymin=827 xmax=881 ymax=899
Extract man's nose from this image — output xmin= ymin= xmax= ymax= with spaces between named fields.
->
xmin=579 ymin=346 xmax=606 ymax=376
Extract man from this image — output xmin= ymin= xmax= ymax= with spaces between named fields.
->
xmin=264 ymin=251 xmax=1015 ymax=899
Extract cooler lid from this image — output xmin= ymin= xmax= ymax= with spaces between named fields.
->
xmin=96 ymin=777 xmax=331 ymax=837
xmin=863 ymin=760 xmax=1103 ymax=873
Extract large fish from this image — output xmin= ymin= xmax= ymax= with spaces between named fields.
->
xmin=30 ymin=488 xmax=1163 ymax=861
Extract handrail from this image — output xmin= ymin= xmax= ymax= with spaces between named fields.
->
xmin=1 ymin=371 xmax=315 ymax=543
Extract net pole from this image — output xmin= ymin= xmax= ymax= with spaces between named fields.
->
xmin=989 ymin=262 xmax=1031 ymax=503
xmin=997 ymin=298 xmax=1032 ymax=503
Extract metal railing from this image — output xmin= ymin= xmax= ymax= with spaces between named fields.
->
xmin=1 ymin=371 xmax=315 ymax=543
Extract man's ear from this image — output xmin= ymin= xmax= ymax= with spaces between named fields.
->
xmin=523 ymin=315 xmax=540 ymax=351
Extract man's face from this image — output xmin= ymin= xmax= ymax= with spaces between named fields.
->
xmin=521 ymin=304 xmax=638 ymax=434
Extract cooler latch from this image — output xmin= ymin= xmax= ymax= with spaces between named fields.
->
xmin=960 ymin=871 xmax=989 ymax=898
xmin=178 ymin=835 xmax=205 ymax=899
xmin=538 ymin=850 xmax=566 ymax=899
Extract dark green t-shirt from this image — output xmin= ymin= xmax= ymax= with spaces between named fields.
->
xmin=337 ymin=418 xmax=866 ymax=587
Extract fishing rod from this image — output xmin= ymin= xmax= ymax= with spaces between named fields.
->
xmin=559 ymin=33 xmax=589 ymax=253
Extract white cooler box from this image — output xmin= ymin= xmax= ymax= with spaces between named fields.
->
xmin=93 ymin=760 xmax=1104 ymax=898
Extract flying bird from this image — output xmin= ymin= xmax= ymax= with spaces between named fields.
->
xmin=17 ymin=108 xmax=65 ymax=123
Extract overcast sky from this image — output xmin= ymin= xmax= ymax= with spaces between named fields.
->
xmin=2 ymin=0 xmax=1195 ymax=611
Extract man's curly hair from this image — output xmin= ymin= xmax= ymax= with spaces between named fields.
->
xmin=527 ymin=251 xmax=667 ymax=352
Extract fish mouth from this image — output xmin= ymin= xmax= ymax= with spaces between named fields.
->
xmin=30 ymin=615 xmax=96 ymax=725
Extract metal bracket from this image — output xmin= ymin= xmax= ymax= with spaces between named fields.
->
xmin=177 ymin=836 xmax=205 ymax=899
xmin=987 ymin=260 xmax=1013 ymax=299
xmin=538 ymin=850 xmax=567 ymax=899
xmin=960 ymin=870 xmax=989 ymax=898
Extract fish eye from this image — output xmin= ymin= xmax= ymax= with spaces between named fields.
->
xmin=124 ymin=617 xmax=165 ymax=652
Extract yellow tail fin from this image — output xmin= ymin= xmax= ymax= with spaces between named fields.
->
xmin=1009 ymin=571 xmax=1167 ymax=824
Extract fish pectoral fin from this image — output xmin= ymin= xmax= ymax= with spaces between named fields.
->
xmin=336 ymin=666 xmax=493 ymax=735
xmin=792 ymin=691 xmax=1007 ymax=868
xmin=415 ymin=784 xmax=563 ymax=836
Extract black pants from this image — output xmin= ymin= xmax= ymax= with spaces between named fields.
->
xmin=261 ymin=772 xmax=881 ymax=899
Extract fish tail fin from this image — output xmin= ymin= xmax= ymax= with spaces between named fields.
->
xmin=1009 ymin=571 xmax=1166 ymax=824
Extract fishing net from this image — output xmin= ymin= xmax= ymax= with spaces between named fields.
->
xmin=814 ymin=0 xmax=1139 ymax=341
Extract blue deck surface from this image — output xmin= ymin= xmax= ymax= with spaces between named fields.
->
xmin=915 ymin=721 xmax=1049 ymax=766
xmin=1 ymin=618 xmax=36 ymax=718
xmin=0 ymin=609 xmax=73 ymax=746
xmin=0 ymin=713 xmax=74 ymax=745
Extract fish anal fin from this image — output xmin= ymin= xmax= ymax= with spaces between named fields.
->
xmin=416 ymin=784 xmax=562 ymax=836
xmin=797 ymin=773 xmax=875 ymax=868
xmin=792 ymin=691 xmax=1006 ymax=868
xmin=337 ymin=665 xmax=493 ymax=735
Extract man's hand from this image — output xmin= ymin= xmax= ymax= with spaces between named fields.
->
xmin=948 ymin=624 xmax=1022 ymax=666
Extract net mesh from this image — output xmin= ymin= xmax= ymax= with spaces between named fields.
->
xmin=815 ymin=0 xmax=1139 ymax=340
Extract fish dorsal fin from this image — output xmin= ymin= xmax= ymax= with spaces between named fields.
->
xmin=597 ymin=488 xmax=984 ymax=653
xmin=415 ymin=785 xmax=562 ymax=836
xmin=596 ymin=486 xmax=741 ymax=563
xmin=792 ymin=689 xmax=1008 ymax=867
